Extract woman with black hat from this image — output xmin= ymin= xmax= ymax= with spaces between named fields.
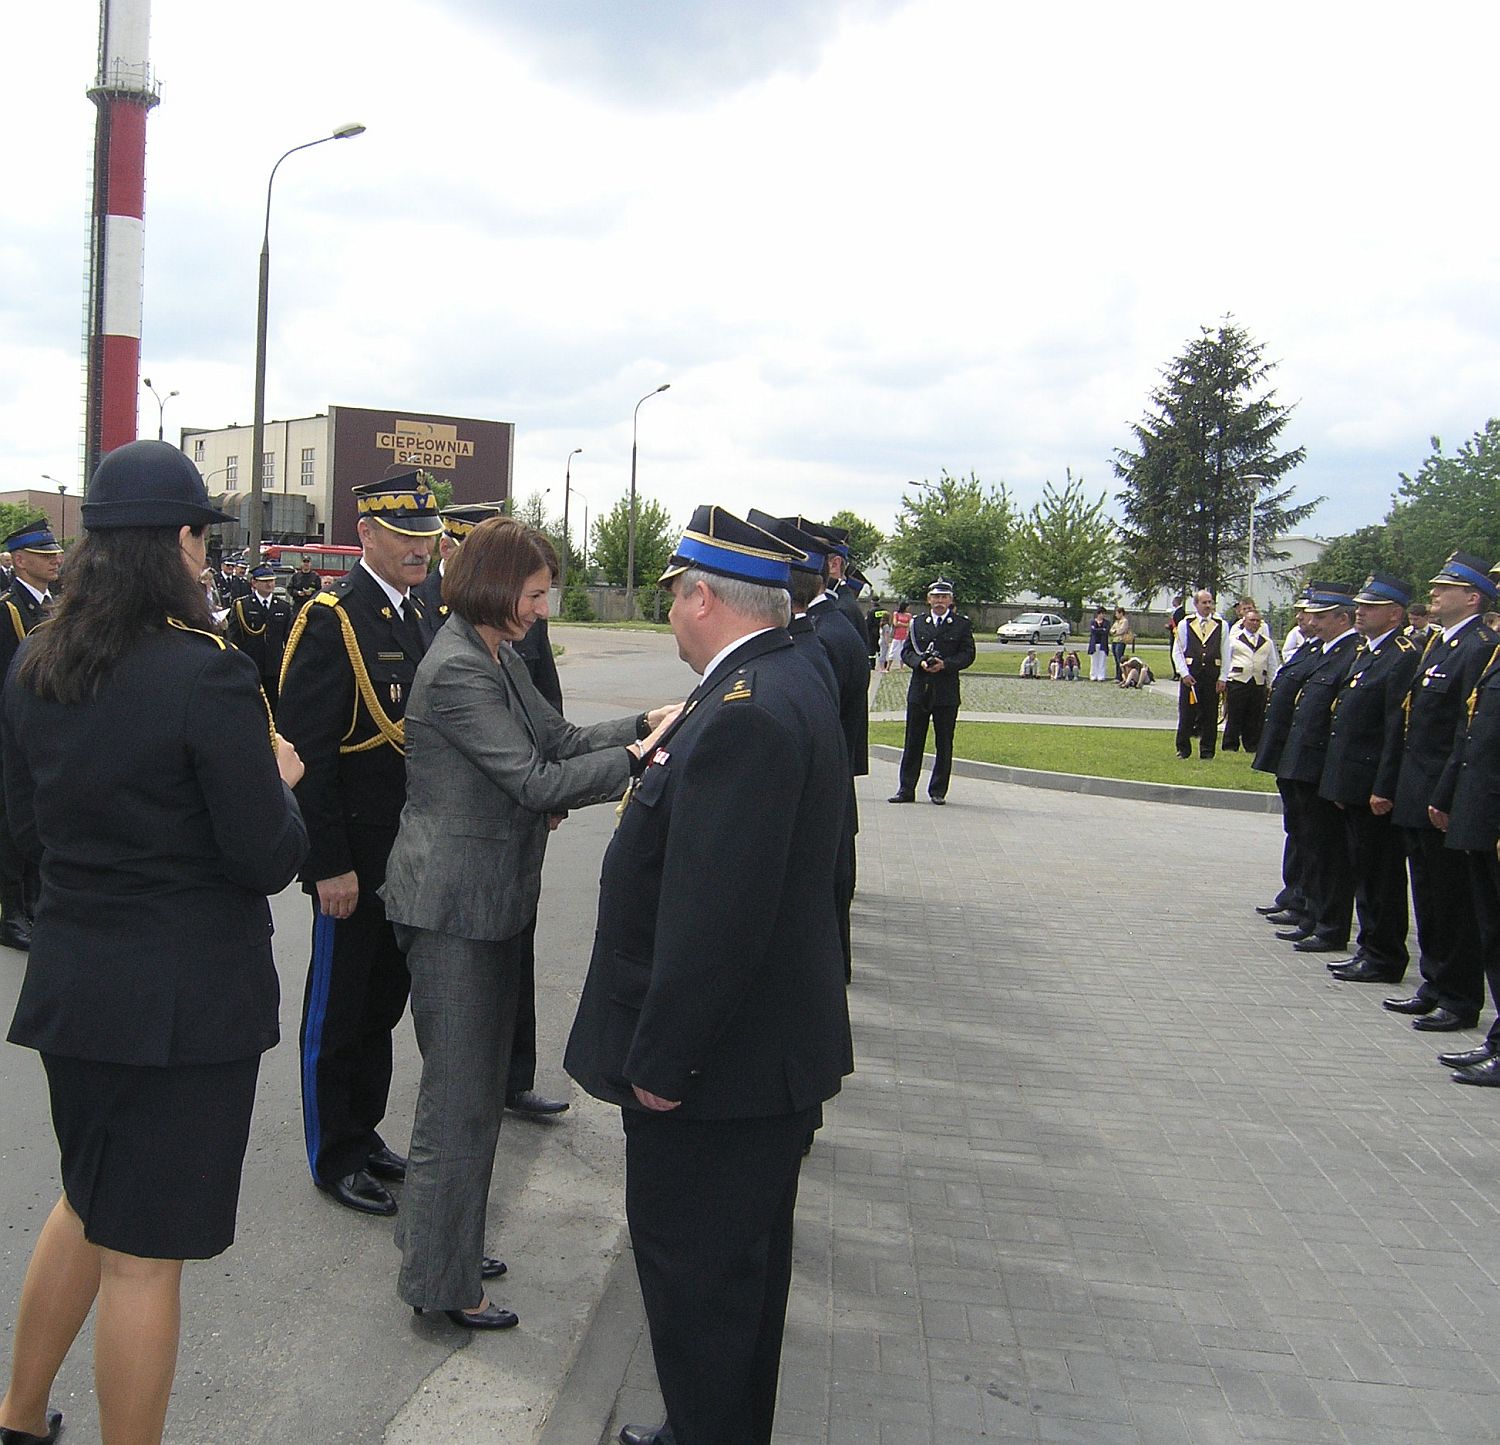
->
xmin=0 ymin=441 xmax=308 ymax=1445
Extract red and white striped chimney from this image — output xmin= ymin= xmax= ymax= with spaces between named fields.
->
xmin=84 ymin=0 xmax=159 ymax=483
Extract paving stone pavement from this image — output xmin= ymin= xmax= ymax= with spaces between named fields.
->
xmin=572 ymin=759 xmax=1500 ymax=1445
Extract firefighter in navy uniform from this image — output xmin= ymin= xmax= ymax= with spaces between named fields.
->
xmin=226 ymin=563 xmax=294 ymax=707
xmin=1382 ymin=551 xmax=1500 ymax=1032
xmin=1318 ymin=575 xmax=1423 ymax=984
xmin=890 ymin=578 xmax=976 ymax=804
xmin=276 ymin=470 xmax=439 ymax=1215
xmin=0 ymin=522 xmax=62 ymax=951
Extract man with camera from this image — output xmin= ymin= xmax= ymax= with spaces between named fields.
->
xmin=889 ymin=577 xmax=975 ymax=805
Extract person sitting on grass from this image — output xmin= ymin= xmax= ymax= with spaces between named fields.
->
xmin=1063 ymin=650 xmax=1081 ymax=681
xmin=1120 ymin=655 xmax=1154 ymax=688
xmin=1020 ymin=649 xmax=1039 ymax=678
xmin=1048 ymin=648 xmax=1064 ymax=680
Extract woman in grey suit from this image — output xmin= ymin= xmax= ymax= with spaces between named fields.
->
xmin=383 ymin=518 xmax=677 ymax=1329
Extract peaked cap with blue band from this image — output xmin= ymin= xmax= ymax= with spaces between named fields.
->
xmin=249 ymin=563 xmax=277 ymax=580
xmin=1429 ymin=550 xmax=1499 ymax=600
xmin=659 ymin=505 xmax=804 ymax=588
xmin=1352 ymin=572 xmax=1412 ymax=607
xmin=1300 ymin=581 xmax=1356 ymax=612
xmin=2 ymin=523 xmax=63 ymax=555
xmin=790 ymin=517 xmax=850 ymax=557
xmin=440 ymin=502 xmax=506 ymax=540
xmin=352 ymin=467 xmax=443 ymax=537
xmin=745 ymin=509 xmax=827 ymax=574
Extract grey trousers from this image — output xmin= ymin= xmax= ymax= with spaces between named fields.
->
xmin=394 ymin=922 xmax=529 ymax=1311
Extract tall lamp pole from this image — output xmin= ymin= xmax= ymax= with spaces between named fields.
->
xmin=1241 ymin=472 xmax=1271 ymax=603
xmin=248 ymin=122 xmax=365 ymax=560
xmin=141 ymin=378 xmax=179 ymax=441
xmin=561 ymin=447 xmax=582 ymax=594
xmin=626 ymin=383 xmax=670 ymax=619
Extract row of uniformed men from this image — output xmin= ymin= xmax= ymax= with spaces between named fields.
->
xmin=271 ymin=472 xmax=872 ymax=1222
xmin=1252 ymin=553 xmax=1500 ymax=1084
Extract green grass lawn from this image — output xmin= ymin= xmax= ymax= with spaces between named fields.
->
xmin=968 ymin=643 xmax=1174 ymax=676
xmin=869 ymin=720 xmax=1277 ymax=791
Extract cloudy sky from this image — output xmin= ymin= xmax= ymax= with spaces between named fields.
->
xmin=5 ymin=0 xmax=1497 ymax=547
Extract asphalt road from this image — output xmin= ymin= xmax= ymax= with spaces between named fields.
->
xmin=0 ymin=625 xmax=696 ymax=1445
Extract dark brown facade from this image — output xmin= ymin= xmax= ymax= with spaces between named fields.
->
xmin=327 ymin=405 xmax=514 ymax=545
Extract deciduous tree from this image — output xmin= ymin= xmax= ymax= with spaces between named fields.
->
xmin=828 ymin=510 xmax=884 ymax=575
xmin=592 ymin=495 xmax=677 ymax=597
xmin=885 ymin=470 xmax=1016 ymax=604
xmin=1015 ymin=470 xmax=1120 ymax=623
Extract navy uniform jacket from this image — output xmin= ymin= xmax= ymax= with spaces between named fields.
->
xmin=787 ymin=614 xmax=840 ymax=705
xmin=809 ymin=598 xmax=869 ymax=775
xmin=226 ymin=590 xmax=293 ymax=683
xmin=832 ymin=579 xmax=867 ymax=647
xmin=1392 ymin=619 xmax=1498 ymax=830
xmin=416 ymin=566 xmax=563 ymax=713
xmin=3 ymin=624 xmax=306 ymax=1065
xmin=286 ymin=569 xmax=323 ymax=613
xmin=1251 ymin=640 xmax=1325 ymax=774
xmin=900 ymin=610 xmax=977 ymax=710
xmin=1433 ymin=643 xmax=1500 ymax=850
xmin=276 ymin=565 xmax=427 ymax=884
xmin=1275 ymin=632 xmax=1360 ymax=784
xmin=565 ymin=629 xmax=854 ymax=1119
xmin=1318 ymin=631 xmax=1423 ymax=806
xmin=0 ymin=577 xmax=49 ymax=681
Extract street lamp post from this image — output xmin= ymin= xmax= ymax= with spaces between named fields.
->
xmin=561 ymin=447 xmax=582 ymax=595
xmin=248 ymin=122 xmax=366 ymax=560
xmin=626 ymin=383 xmax=670 ymax=620
xmin=42 ymin=476 xmax=69 ymax=540
xmin=1241 ymin=472 xmax=1271 ymax=602
xmin=141 ymin=378 xmax=179 ymax=441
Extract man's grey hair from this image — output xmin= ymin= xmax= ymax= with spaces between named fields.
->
xmin=676 ymin=567 xmax=791 ymax=628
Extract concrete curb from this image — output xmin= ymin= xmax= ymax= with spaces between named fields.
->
xmin=868 ymin=743 xmax=1282 ymax=814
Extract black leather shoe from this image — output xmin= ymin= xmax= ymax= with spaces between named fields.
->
xmin=366 ymin=1144 xmax=407 ymax=1181
xmin=0 ymin=1408 xmax=63 ymax=1444
xmin=1293 ymin=937 xmax=1346 ymax=954
xmin=1176 ymin=751 xmax=1191 ymax=760
xmin=1329 ymin=961 xmax=1404 ymax=983
xmin=1412 ymin=1007 xmax=1478 ymax=1032
xmin=929 ymin=795 xmax=946 ymax=805
xmin=1382 ymin=995 xmax=1435 ymax=1015
xmin=1452 ymin=1054 xmax=1500 ymax=1085
xmin=0 ymin=915 xmax=32 ymax=952
xmin=481 ymin=1255 xmax=508 ymax=1279
xmin=318 ymin=1169 xmax=397 ymax=1216
xmin=887 ymin=792 xmax=914 ymax=803
xmin=1263 ymin=911 xmax=1305 ymax=926
xmin=1255 ymin=902 xmax=1288 ymax=915
xmin=1438 ymin=1044 xmax=1496 ymax=1069
xmin=1275 ymin=927 xmax=1314 ymax=942
xmin=506 ymin=1089 xmax=569 ymax=1117
xmin=414 ymin=1301 xmax=519 ymax=1330
xmin=619 ymin=1424 xmax=676 ymax=1445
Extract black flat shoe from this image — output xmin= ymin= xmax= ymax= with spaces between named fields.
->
xmin=506 ymin=1090 xmax=569 ymax=1117
xmin=1254 ymin=902 xmax=1287 ymax=915
xmin=1412 ymin=1007 xmax=1478 ymax=1032
xmin=1438 ymin=1045 xmax=1496 ymax=1069
xmin=317 ymin=1168 xmax=397 ymax=1216
xmin=928 ymin=795 xmax=946 ymax=805
xmin=1452 ymin=1055 xmax=1500 ymax=1085
xmin=1329 ymin=961 xmax=1404 ymax=984
xmin=0 ymin=915 xmax=32 ymax=952
xmin=0 ymin=1407 xmax=62 ymax=1444
xmin=481 ymin=1255 xmax=508 ymax=1279
xmin=1263 ymin=911 xmax=1305 ymax=926
xmin=1275 ymin=927 xmax=1315 ymax=943
xmin=366 ymin=1144 xmax=408 ymax=1181
xmin=887 ymin=793 xmax=914 ymax=803
xmin=1382 ymin=995 xmax=1434 ymax=1016
xmin=414 ymin=1301 xmax=519 ymax=1330
xmin=1293 ymin=937 xmax=1346 ymax=954
xmin=619 ymin=1424 xmax=676 ymax=1445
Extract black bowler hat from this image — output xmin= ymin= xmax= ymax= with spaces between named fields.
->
xmin=1430 ymin=551 xmax=1500 ymax=600
xmin=440 ymin=502 xmax=506 ymax=540
xmin=659 ymin=505 xmax=804 ymax=588
xmin=353 ymin=468 xmax=443 ymax=536
xmin=1352 ymin=572 xmax=1412 ymax=607
xmin=746 ymin=509 xmax=827 ymax=574
xmin=82 ymin=441 xmax=234 ymax=531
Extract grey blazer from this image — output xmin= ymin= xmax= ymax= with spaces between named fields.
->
xmin=382 ymin=614 xmax=637 ymax=941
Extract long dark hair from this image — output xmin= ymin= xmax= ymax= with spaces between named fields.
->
xmin=19 ymin=527 xmax=215 ymax=704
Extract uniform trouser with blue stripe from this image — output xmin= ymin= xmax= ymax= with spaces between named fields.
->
xmin=300 ymin=876 xmax=411 ymax=1185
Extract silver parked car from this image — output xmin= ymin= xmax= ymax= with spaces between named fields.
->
xmin=996 ymin=612 xmax=1069 ymax=645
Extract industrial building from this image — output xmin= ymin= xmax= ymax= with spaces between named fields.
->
xmin=180 ymin=403 xmax=515 ymax=548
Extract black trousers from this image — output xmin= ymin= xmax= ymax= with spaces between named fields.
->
xmin=505 ymin=942 xmax=537 ymax=1098
xmin=624 ymin=1105 xmax=819 ymax=1445
xmin=1344 ymin=803 xmax=1409 ymax=972
xmin=1402 ymin=825 xmax=1483 ymax=1018
xmin=1463 ymin=850 xmax=1500 ymax=1046
xmin=1176 ymin=676 xmax=1219 ymax=756
xmin=898 ymin=686 xmax=957 ymax=798
xmin=299 ymin=834 xmax=411 ymax=1184
xmin=1272 ymin=778 xmax=1311 ymax=920
xmin=1285 ymin=780 xmax=1352 ymax=946
xmin=834 ymin=783 xmax=857 ymax=980
xmin=1221 ymin=681 xmax=1266 ymax=753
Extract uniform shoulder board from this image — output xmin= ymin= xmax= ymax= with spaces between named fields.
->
xmin=313 ymin=590 xmax=341 ymax=607
xmin=1394 ymin=635 xmax=1416 ymax=651
xmin=166 ymin=616 xmax=228 ymax=649
xmin=723 ymin=674 xmax=753 ymax=702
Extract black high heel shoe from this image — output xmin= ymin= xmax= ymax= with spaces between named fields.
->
xmin=0 ymin=1407 xmax=63 ymax=1444
xmin=413 ymin=1301 xmax=518 ymax=1330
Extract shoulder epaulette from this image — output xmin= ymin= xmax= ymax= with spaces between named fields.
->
xmin=1394 ymin=635 xmax=1416 ymax=652
xmin=4 ymin=599 xmax=25 ymax=644
xmin=166 ymin=616 xmax=228 ymax=649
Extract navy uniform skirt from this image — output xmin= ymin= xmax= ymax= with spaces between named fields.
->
xmin=42 ymin=1052 xmax=261 ymax=1260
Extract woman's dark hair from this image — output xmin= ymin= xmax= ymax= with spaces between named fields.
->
xmin=19 ymin=527 xmax=214 ymax=704
xmin=442 ymin=517 xmax=555 ymax=631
